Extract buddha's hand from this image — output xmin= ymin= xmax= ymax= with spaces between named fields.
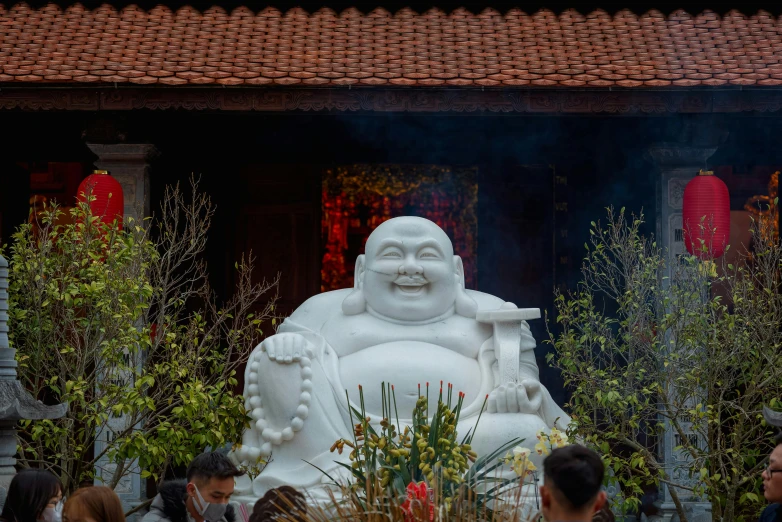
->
xmin=260 ymin=332 xmax=313 ymax=363
xmin=487 ymin=380 xmax=543 ymax=414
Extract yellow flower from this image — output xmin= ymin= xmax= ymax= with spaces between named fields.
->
xmin=506 ymin=446 xmax=537 ymax=477
xmin=547 ymin=428 xmax=570 ymax=449
xmin=512 ymin=458 xmax=537 ymax=477
xmin=535 ymin=440 xmax=550 ymax=456
xmin=512 ymin=446 xmax=532 ymax=461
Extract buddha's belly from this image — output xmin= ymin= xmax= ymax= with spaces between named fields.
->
xmin=339 ymin=341 xmax=481 ymax=419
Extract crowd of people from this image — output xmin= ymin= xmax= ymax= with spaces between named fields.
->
xmin=0 ymin=470 xmax=125 ymax=522
xmin=0 ymin=452 xmax=305 ymax=522
xmin=1 ymin=434 xmax=780 ymax=522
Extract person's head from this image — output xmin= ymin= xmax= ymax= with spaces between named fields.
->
xmin=762 ymin=432 xmax=782 ymax=503
xmin=186 ymin=452 xmax=245 ymax=521
xmin=540 ymin=445 xmax=607 ymax=522
xmin=1 ymin=468 xmax=63 ymax=522
xmin=61 ymin=486 xmax=124 ymax=522
xmin=249 ymin=486 xmax=307 ymax=522
xmin=343 ymin=216 xmax=477 ymax=322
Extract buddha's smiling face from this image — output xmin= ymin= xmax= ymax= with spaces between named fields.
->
xmin=362 ymin=217 xmax=458 ymax=322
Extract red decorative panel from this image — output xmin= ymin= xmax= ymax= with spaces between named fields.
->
xmin=321 ymin=165 xmax=478 ymax=292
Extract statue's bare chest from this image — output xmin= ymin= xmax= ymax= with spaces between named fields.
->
xmin=320 ymin=313 xmax=492 ymax=358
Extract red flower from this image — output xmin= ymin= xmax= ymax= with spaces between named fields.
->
xmin=400 ymin=481 xmax=434 ymax=522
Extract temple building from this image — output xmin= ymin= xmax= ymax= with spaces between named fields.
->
xmin=1 ymin=2 xmax=781 ymax=517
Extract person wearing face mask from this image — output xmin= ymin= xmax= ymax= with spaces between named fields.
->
xmin=143 ymin=451 xmax=244 ymax=522
xmin=62 ymin=486 xmax=125 ymax=522
xmin=0 ymin=468 xmax=63 ymax=522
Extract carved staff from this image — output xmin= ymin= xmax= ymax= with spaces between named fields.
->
xmin=477 ymin=303 xmax=541 ymax=384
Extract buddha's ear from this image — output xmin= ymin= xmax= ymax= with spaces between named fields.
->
xmin=453 ymin=255 xmax=466 ymax=288
xmin=453 ymin=255 xmax=477 ymax=318
xmin=343 ymin=255 xmax=367 ymax=315
xmin=353 ymin=254 xmax=366 ymax=288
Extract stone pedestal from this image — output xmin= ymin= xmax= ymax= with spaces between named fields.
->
xmin=644 ymin=144 xmax=717 ymax=522
xmin=86 ymin=143 xmax=158 ymax=222
xmin=86 ymin=143 xmax=158 ymax=519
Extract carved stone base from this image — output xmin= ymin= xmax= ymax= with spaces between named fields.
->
xmin=649 ymin=501 xmax=712 ymax=522
xmin=0 ymin=421 xmax=15 ymax=510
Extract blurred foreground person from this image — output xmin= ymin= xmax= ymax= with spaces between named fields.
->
xmin=760 ymin=433 xmax=782 ymax=522
xmin=540 ymin=445 xmax=607 ymax=522
xmin=249 ymin=486 xmax=307 ymax=522
xmin=62 ymin=486 xmax=125 ymax=522
xmin=0 ymin=469 xmax=63 ymax=522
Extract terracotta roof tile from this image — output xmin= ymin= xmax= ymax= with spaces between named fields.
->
xmin=3 ymin=5 xmax=782 ymax=87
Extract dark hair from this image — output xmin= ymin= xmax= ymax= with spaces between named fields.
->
xmin=62 ymin=486 xmax=125 ymax=522
xmin=774 ymin=432 xmax=782 ymax=447
xmin=250 ymin=486 xmax=307 ymax=522
xmin=1 ymin=469 xmax=63 ymax=522
xmin=543 ymin=444 xmax=605 ymax=510
xmin=186 ymin=451 xmax=245 ymax=484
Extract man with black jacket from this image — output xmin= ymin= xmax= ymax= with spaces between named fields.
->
xmin=143 ymin=452 xmax=244 ymax=522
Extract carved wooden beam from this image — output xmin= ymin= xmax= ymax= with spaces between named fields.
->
xmin=2 ymin=88 xmax=782 ymax=114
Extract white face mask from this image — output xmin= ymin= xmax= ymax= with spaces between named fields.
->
xmin=192 ymin=484 xmax=228 ymax=522
xmin=41 ymin=502 xmax=63 ymax=522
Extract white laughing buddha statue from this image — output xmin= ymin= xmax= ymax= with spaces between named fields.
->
xmin=231 ymin=216 xmax=570 ymax=504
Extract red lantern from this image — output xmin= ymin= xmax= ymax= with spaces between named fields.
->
xmin=682 ymin=170 xmax=730 ymax=259
xmin=76 ymin=170 xmax=124 ymax=230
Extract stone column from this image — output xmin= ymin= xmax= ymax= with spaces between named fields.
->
xmin=646 ymin=144 xmax=718 ymax=278
xmin=85 ymin=143 xmax=157 ymax=519
xmin=86 ymin=143 xmax=158 ymax=222
xmin=645 ymin=144 xmax=717 ymax=522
